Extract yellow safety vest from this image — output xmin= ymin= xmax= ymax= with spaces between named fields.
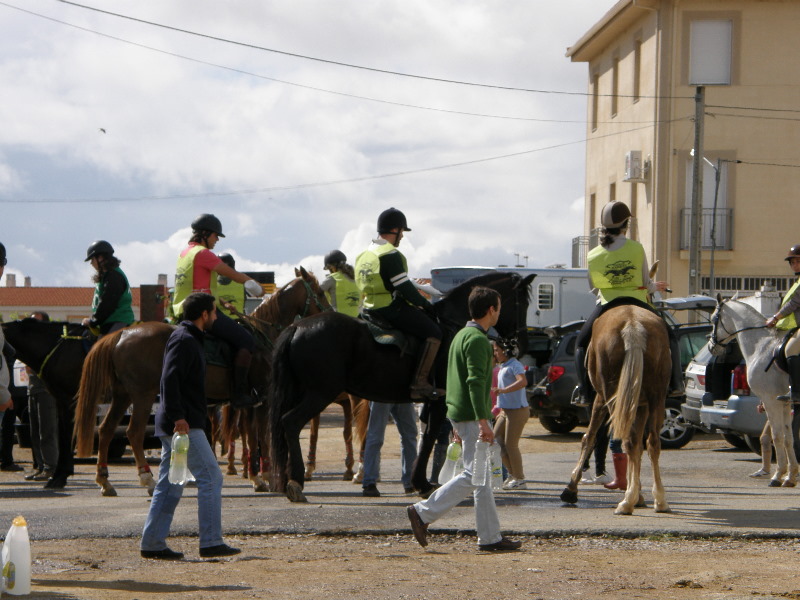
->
xmin=172 ymin=245 xmax=218 ymax=319
xmin=355 ymin=243 xmax=400 ymax=310
xmin=776 ymin=278 xmax=800 ymax=330
xmin=328 ymin=272 xmax=360 ymax=317
xmin=216 ymin=278 xmax=245 ymax=318
xmin=587 ymin=239 xmax=648 ymax=305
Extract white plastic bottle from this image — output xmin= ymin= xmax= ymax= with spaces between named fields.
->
xmin=2 ymin=515 xmax=31 ymax=595
xmin=490 ymin=443 xmax=503 ymax=491
xmin=472 ymin=440 xmax=490 ymax=486
xmin=438 ymin=441 xmax=462 ymax=483
xmin=168 ymin=432 xmax=191 ymax=485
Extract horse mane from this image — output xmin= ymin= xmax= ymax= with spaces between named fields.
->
xmin=441 ymin=271 xmax=528 ymax=307
xmin=725 ymin=299 xmax=772 ymax=326
xmin=17 ymin=317 xmax=83 ymax=337
xmin=249 ymin=270 xmax=323 ymax=324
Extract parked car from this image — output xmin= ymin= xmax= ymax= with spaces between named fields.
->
xmin=529 ymin=296 xmax=715 ymax=449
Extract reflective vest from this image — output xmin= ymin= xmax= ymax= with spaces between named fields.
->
xmin=216 ymin=278 xmax=245 ymax=318
xmin=173 ymin=245 xmax=217 ymax=319
xmin=776 ymin=278 xmax=800 ymax=330
xmin=587 ymin=239 xmax=648 ymax=305
xmin=328 ymin=272 xmax=360 ymax=317
xmin=93 ymin=267 xmax=134 ymax=326
xmin=355 ymin=242 xmax=401 ymax=310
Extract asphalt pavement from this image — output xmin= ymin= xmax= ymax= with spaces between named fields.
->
xmin=1 ymin=423 xmax=799 ymax=542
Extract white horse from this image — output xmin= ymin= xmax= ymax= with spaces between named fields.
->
xmin=710 ymin=297 xmax=798 ymax=487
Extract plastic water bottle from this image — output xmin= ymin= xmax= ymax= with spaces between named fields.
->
xmin=438 ymin=441 xmax=462 ymax=483
xmin=490 ymin=443 xmax=503 ymax=491
xmin=168 ymin=432 xmax=190 ymax=485
xmin=2 ymin=516 xmax=31 ymax=595
xmin=472 ymin=440 xmax=490 ymax=486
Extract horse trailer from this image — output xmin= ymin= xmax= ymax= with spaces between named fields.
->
xmin=430 ymin=266 xmax=595 ymax=329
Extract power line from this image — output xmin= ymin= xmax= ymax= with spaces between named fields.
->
xmin=707 ymin=103 xmax=800 ymax=115
xmin=707 ymin=110 xmax=800 ymax=123
xmin=737 ymin=160 xmax=800 ymax=169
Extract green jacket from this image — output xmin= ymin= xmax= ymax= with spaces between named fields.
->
xmin=445 ymin=323 xmax=494 ymax=423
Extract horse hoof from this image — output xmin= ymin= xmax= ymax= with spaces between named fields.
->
xmin=635 ymin=496 xmax=647 ymax=508
xmin=343 ymin=470 xmax=354 ymax=481
xmin=252 ymin=478 xmax=269 ymax=493
xmin=655 ymin=503 xmax=672 ymax=513
xmin=102 ymin=487 xmax=118 ymax=497
xmin=226 ymin=466 xmax=237 ymax=476
xmin=614 ymin=502 xmax=634 ymax=515
xmin=286 ymin=480 xmax=308 ymax=503
xmin=769 ymin=479 xmax=782 ymax=487
xmin=560 ymin=488 xmax=578 ymax=504
xmin=782 ymin=480 xmax=797 ymax=488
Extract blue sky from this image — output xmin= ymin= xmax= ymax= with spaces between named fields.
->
xmin=0 ymin=0 xmax=615 ymax=288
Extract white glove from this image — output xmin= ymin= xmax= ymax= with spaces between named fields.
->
xmin=244 ymin=279 xmax=265 ymax=297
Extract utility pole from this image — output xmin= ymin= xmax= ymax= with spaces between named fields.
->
xmin=688 ymin=86 xmax=705 ymax=296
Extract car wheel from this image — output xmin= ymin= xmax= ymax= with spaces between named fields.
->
xmin=539 ymin=413 xmax=579 ymax=434
xmin=744 ymin=434 xmax=777 ymax=461
xmin=659 ymin=403 xmax=695 ymax=449
xmin=721 ymin=433 xmax=749 ymax=450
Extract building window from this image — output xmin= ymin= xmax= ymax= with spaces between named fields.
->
xmin=538 ymin=283 xmax=554 ymax=311
xmin=689 ymin=20 xmax=732 ymax=85
xmin=611 ymin=57 xmax=619 ymax=117
xmin=609 ymin=182 xmax=616 ymax=202
xmin=591 ymin=73 xmax=599 ymax=131
xmin=680 ymin=158 xmax=732 ymax=250
xmin=633 ymin=40 xmax=642 ymax=102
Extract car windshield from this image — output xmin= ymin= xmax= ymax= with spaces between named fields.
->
xmin=678 ymin=328 xmax=711 ymax=367
xmin=689 ymin=343 xmax=713 ymax=367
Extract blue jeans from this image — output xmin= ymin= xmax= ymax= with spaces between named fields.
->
xmin=413 ymin=420 xmax=502 ymax=546
xmin=141 ymin=429 xmax=224 ymax=551
xmin=362 ymin=402 xmax=418 ymax=488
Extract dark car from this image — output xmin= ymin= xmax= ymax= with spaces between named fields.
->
xmin=528 ymin=296 xmax=715 ymax=449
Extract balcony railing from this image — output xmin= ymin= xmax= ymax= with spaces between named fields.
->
xmin=679 ymin=208 xmax=733 ymax=251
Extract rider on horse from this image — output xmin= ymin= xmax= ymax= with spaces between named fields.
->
xmin=215 ymin=253 xmax=246 ymax=319
xmin=575 ymin=201 xmax=683 ymax=402
xmin=765 ymin=244 xmax=800 ymax=403
xmin=320 ymin=249 xmax=360 ymax=317
xmin=81 ymin=240 xmax=134 ymax=335
xmin=355 ymin=208 xmax=442 ymax=400
xmin=172 ymin=214 xmax=265 ymax=410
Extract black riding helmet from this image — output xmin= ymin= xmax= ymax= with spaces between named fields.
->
xmin=785 ymin=244 xmax=800 ymax=261
xmin=191 ymin=213 xmax=225 ymax=237
xmin=324 ymin=249 xmax=347 ymax=269
xmin=84 ymin=240 xmax=114 ymax=262
xmin=218 ymin=252 xmax=235 ymax=268
xmin=377 ymin=208 xmax=411 ymax=234
xmin=0 ymin=242 xmax=6 ymax=267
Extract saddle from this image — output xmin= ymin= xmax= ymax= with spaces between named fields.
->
xmin=358 ymin=309 xmax=418 ymax=356
xmin=769 ymin=327 xmax=798 ymax=374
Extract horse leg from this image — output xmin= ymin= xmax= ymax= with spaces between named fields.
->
xmin=94 ymin=391 xmax=130 ymax=497
xmin=341 ymin=398 xmax=355 ymax=481
xmin=615 ymin=408 xmax=647 ymax=515
xmin=125 ymin=394 xmax=156 ymax=496
xmin=305 ymin=415 xmax=320 ymax=481
xmin=281 ymin=393 xmax=329 ymax=503
xmin=780 ymin=402 xmax=798 ymax=487
xmin=561 ymin=400 xmax=607 ymax=504
xmin=256 ymin=404 xmax=271 ymax=488
xmin=751 ymin=421 xmax=772 ymax=477
xmin=764 ymin=401 xmax=789 ymax=487
xmin=646 ymin=408 xmax=670 ymax=513
xmin=247 ymin=409 xmax=268 ymax=493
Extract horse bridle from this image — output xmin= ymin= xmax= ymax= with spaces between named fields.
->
xmin=709 ymin=304 xmax=766 ymax=353
xmin=37 ymin=325 xmax=85 ymax=379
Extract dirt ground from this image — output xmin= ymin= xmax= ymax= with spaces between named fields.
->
xmin=27 ymin=534 xmax=800 ymax=599
xmin=13 ymin=416 xmax=800 ymax=599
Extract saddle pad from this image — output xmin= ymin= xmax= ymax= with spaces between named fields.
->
xmin=204 ymin=334 xmax=232 ymax=369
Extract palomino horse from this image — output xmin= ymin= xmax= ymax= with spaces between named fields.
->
xmin=709 ymin=297 xmax=798 ymax=487
xmin=2 ymin=320 xmax=88 ymax=488
xmin=560 ymin=304 xmax=672 ymax=515
xmin=73 ymin=267 xmax=331 ymax=497
xmin=270 ymin=271 xmax=534 ymax=503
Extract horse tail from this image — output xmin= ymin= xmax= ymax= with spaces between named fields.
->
xmin=74 ymin=331 xmax=123 ymax=457
xmin=608 ymin=320 xmax=646 ymax=441
xmin=269 ymin=325 xmax=298 ymax=491
xmin=352 ymin=396 xmax=370 ymax=448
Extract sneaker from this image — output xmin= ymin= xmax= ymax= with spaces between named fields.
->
xmin=478 ymin=537 xmax=522 ymax=552
xmin=199 ymin=544 xmax=241 ymax=558
xmin=362 ymin=483 xmax=381 ymax=497
xmin=749 ymin=468 xmax=770 ymax=478
xmin=502 ymin=479 xmax=528 ymax=490
xmin=141 ymin=547 xmax=184 ymax=560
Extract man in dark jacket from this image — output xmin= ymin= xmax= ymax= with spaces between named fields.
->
xmin=140 ymin=293 xmax=240 ymax=560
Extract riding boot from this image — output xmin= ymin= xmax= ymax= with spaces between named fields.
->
xmin=231 ymin=349 xmax=259 ymax=410
xmin=668 ymin=334 xmax=685 ymax=397
xmin=574 ymin=345 xmax=592 ymax=406
xmin=410 ymin=338 xmax=441 ymax=400
xmin=788 ymin=355 xmax=800 ymax=404
xmin=603 ymin=453 xmax=628 ymax=490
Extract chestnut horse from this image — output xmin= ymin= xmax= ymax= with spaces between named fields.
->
xmin=73 ymin=267 xmax=330 ymax=496
xmin=560 ymin=304 xmax=671 ymax=515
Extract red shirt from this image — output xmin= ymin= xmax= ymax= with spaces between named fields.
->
xmin=180 ymin=243 xmax=222 ymax=293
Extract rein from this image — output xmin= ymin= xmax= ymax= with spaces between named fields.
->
xmin=710 ymin=308 xmax=768 ymax=350
xmin=38 ymin=325 xmax=85 ymax=380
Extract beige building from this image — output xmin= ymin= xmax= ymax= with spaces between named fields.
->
xmin=568 ymin=0 xmax=800 ymax=297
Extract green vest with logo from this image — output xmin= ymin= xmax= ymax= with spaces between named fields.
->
xmin=355 ymin=243 xmax=401 ymax=310
xmin=93 ymin=267 xmax=134 ymax=326
xmin=776 ymin=278 xmax=800 ymax=330
xmin=587 ymin=239 xmax=648 ymax=305
xmin=173 ymin=245 xmax=218 ymax=319
xmin=329 ymin=272 xmax=360 ymax=317
xmin=216 ymin=278 xmax=245 ymax=318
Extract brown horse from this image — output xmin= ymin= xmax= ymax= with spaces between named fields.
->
xmin=304 ymin=393 xmax=366 ymax=482
xmin=73 ymin=267 xmax=330 ymax=497
xmin=560 ymin=304 xmax=671 ymax=515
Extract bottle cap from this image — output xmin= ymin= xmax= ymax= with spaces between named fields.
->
xmin=12 ymin=516 xmax=26 ymax=527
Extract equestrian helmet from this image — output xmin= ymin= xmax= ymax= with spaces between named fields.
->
xmin=218 ymin=252 xmax=235 ymax=268
xmin=377 ymin=207 xmax=411 ymax=234
xmin=324 ymin=249 xmax=347 ymax=269
xmin=191 ymin=213 xmax=225 ymax=237
xmin=600 ymin=201 xmax=632 ymax=229
xmin=785 ymin=244 xmax=800 ymax=261
xmin=0 ymin=242 xmax=5 ymax=267
xmin=84 ymin=240 xmax=115 ymax=261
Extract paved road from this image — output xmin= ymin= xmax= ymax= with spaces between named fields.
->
xmin=1 ymin=419 xmax=798 ymax=541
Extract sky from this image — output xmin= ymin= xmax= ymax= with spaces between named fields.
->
xmin=0 ymin=0 xmax=617 ymax=289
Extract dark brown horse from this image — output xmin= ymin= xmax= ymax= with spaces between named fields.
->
xmin=73 ymin=267 xmax=330 ymax=496
xmin=560 ymin=305 xmax=671 ymax=515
